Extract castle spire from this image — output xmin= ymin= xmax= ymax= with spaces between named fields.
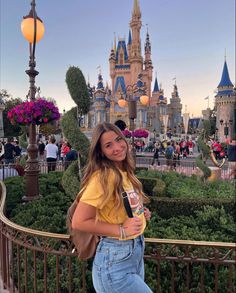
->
xmin=130 ymin=0 xmax=142 ymax=84
xmin=217 ymin=60 xmax=234 ymax=88
xmin=96 ymin=72 xmax=104 ymax=90
xmin=145 ymin=26 xmax=151 ymax=53
xmin=114 ymin=32 xmax=117 ymax=54
xmin=153 ymin=76 xmax=159 ymax=92
xmin=128 ymin=29 xmax=132 ymax=45
xmin=132 ymin=0 xmax=141 ymax=17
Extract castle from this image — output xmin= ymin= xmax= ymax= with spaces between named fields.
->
xmin=83 ymin=0 xmax=235 ymax=142
xmin=84 ymin=0 xmax=182 ymax=134
xmin=215 ymin=59 xmax=236 ymax=142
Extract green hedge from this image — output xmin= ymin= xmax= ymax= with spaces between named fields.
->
xmin=4 ymin=174 xmax=235 ymax=293
xmin=149 ymin=197 xmax=236 ymax=220
xmin=137 ymin=170 xmax=235 ymax=199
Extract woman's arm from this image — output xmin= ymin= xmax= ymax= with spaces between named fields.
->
xmin=72 ymin=201 xmax=143 ymax=238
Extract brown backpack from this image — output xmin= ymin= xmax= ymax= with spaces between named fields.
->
xmin=67 ymin=189 xmax=133 ymax=260
xmin=66 ymin=196 xmax=100 ymax=260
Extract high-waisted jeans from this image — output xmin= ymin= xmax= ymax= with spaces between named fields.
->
xmin=92 ymin=235 xmax=153 ymax=293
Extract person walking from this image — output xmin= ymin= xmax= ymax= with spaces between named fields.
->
xmin=72 ymin=122 xmax=152 ymax=293
xmin=151 ymin=142 xmax=160 ymax=166
xmin=165 ymin=141 xmax=174 ymax=170
xmin=38 ymin=140 xmax=46 ymax=161
xmin=227 ymin=139 xmax=236 ymax=179
xmin=45 ymin=137 xmax=58 ymax=172
xmin=4 ymin=138 xmax=16 ymax=164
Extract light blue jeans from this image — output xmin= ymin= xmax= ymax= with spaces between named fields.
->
xmin=92 ymin=235 xmax=153 ymax=293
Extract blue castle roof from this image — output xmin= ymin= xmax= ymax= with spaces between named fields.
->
xmin=217 ymin=61 xmax=234 ymax=88
xmin=215 ymin=89 xmax=234 ymax=97
xmin=97 ymin=74 xmax=104 ymax=90
xmin=128 ymin=30 xmax=132 ymax=45
xmin=153 ymin=77 xmax=159 ymax=92
xmin=115 ymin=40 xmax=129 ymax=62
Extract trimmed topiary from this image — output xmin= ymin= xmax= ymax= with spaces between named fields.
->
xmin=152 ymin=178 xmax=166 ymax=197
xmin=61 ymin=160 xmax=80 ymax=200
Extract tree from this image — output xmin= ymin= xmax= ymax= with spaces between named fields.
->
xmin=60 ymin=107 xmax=90 ymax=159
xmin=65 ymin=66 xmax=90 ymax=126
xmin=1 ymin=90 xmax=23 ymax=138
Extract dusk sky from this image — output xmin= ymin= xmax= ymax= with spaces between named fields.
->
xmin=0 ymin=0 xmax=235 ymax=117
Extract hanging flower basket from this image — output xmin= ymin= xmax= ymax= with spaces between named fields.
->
xmin=7 ymin=98 xmax=60 ymax=126
xmin=133 ymin=128 xmax=149 ymax=138
xmin=122 ymin=129 xmax=132 ymax=138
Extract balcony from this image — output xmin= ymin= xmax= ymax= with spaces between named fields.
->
xmin=1 ymin=181 xmax=235 ymax=292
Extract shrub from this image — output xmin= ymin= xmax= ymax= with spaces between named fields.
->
xmin=61 ymin=160 xmax=80 ymax=200
xmin=152 ymin=179 xmax=166 ymax=197
xmin=149 ymin=197 xmax=236 ymax=220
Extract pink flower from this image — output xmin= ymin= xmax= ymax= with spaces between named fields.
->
xmin=7 ymin=98 xmax=60 ymax=126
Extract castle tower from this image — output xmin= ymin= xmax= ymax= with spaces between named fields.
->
xmin=168 ymin=83 xmax=182 ymax=130
xmin=129 ymin=0 xmax=143 ymax=84
xmin=215 ymin=59 xmax=236 ymax=142
xmin=143 ymin=29 xmax=153 ymax=98
xmin=94 ymin=73 xmax=106 ymax=125
xmin=147 ymin=75 xmax=160 ymax=130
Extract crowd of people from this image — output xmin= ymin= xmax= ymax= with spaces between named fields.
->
xmin=0 ymin=136 xmax=79 ymax=175
xmin=148 ymin=138 xmax=196 ymax=170
xmin=36 ymin=137 xmax=78 ymax=172
xmin=0 ymin=134 xmax=235 ymax=179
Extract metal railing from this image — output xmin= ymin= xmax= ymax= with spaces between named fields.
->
xmin=1 ymin=181 xmax=235 ymax=293
xmin=0 ymin=161 xmax=67 ymax=181
xmin=0 ymin=158 xmax=231 ymax=181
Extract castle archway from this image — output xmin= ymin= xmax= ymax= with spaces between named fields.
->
xmin=114 ymin=120 xmax=126 ymax=131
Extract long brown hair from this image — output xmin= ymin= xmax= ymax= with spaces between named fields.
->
xmin=79 ymin=122 xmax=148 ymax=210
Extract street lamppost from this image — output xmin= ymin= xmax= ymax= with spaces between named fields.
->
xmin=220 ymin=119 xmax=233 ymax=139
xmin=183 ymin=106 xmax=190 ymax=139
xmin=117 ymin=84 xmax=149 ymax=165
xmin=153 ymin=129 xmax=156 ymax=142
xmin=21 ymin=0 xmax=45 ymax=200
xmin=162 ymin=114 xmax=169 ymax=140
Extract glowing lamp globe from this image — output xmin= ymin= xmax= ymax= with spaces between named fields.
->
xmin=118 ymin=99 xmax=127 ymax=108
xmin=21 ymin=17 xmax=45 ymax=43
xmin=140 ymin=95 xmax=149 ymax=105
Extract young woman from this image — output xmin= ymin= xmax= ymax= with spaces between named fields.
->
xmin=72 ymin=122 xmax=152 ymax=293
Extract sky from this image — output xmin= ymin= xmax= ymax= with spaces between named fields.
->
xmin=0 ymin=0 xmax=235 ymax=117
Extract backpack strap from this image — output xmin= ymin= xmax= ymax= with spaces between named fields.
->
xmin=120 ymin=186 xmax=134 ymax=218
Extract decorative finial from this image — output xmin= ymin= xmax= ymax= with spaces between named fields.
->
xmin=96 ymin=65 xmax=101 ymax=75
xmin=155 ymin=71 xmax=157 ymax=79
xmin=146 ymin=23 xmax=149 ymax=34
xmin=224 ymin=48 xmax=227 ymax=61
xmin=172 ymin=77 xmax=176 ymax=85
xmin=114 ymin=32 xmax=116 ymax=53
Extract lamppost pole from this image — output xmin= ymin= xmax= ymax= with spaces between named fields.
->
xmin=21 ymin=0 xmax=44 ymax=200
xmin=128 ymin=98 xmax=137 ymax=164
xmin=118 ymin=78 xmax=149 ymax=167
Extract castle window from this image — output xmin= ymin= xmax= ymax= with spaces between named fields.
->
xmin=119 ymin=53 xmax=124 ymax=65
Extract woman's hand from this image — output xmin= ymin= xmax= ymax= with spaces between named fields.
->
xmin=123 ymin=217 xmax=143 ymax=237
xmin=144 ymin=207 xmax=151 ymax=221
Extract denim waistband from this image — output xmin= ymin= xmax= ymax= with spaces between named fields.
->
xmin=100 ymin=234 xmax=144 ymax=244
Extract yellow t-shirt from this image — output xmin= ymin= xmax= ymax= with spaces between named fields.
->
xmin=80 ymin=169 xmax=146 ymax=240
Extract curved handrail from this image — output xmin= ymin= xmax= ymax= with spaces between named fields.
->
xmin=0 ymin=181 xmax=70 ymax=240
xmin=1 ymin=181 xmax=235 ymax=248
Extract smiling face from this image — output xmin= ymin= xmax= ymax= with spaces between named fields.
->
xmin=100 ymin=130 xmax=128 ymax=165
